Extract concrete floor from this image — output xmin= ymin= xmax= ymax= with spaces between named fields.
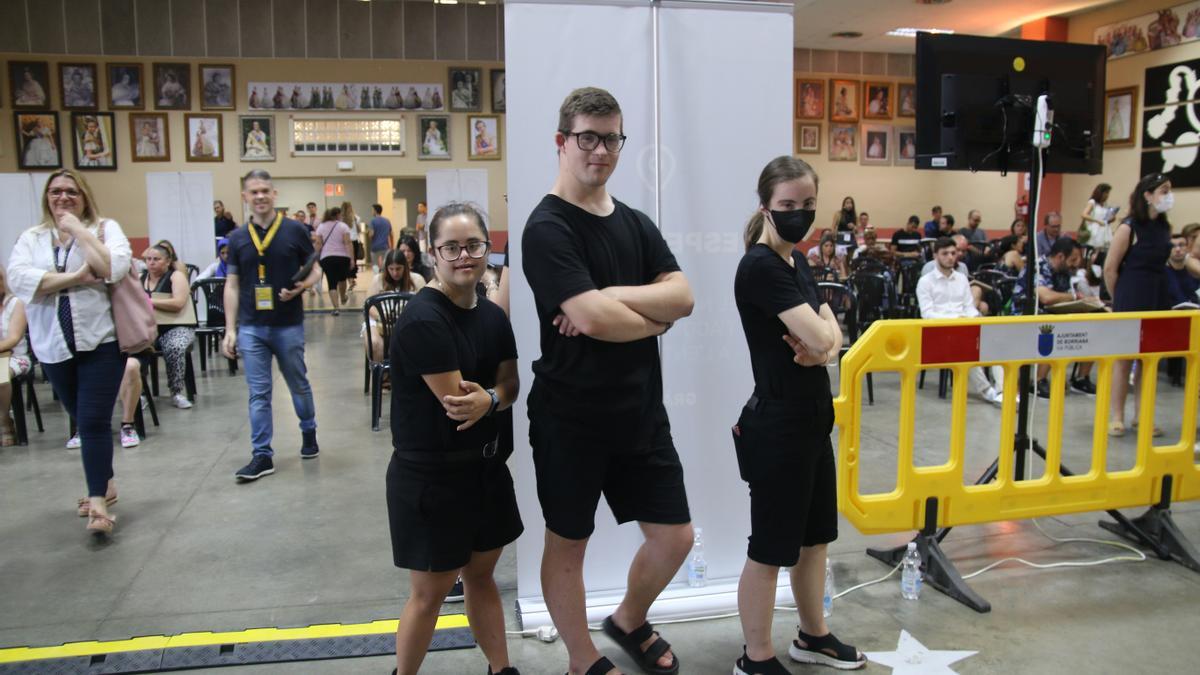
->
xmin=1 ymin=292 xmax=1198 ymax=674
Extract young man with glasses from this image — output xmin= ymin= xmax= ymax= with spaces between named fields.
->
xmin=522 ymin=87 xmax=695 ymax=675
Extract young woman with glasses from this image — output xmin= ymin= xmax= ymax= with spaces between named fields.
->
xmin=386 ymin=203 xmax=522 ymax=675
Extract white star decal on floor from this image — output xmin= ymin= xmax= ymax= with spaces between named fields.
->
xmin=864 ymin=630 xmax=978 ymax=674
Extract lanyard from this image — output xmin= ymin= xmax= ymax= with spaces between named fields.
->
xmin=246 ymin=212 xmax=283 ymax=281
xmin=52 ymin=237 xmax=75 ymax=274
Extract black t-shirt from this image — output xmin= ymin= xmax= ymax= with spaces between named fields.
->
xmin=734 ymin=244 xmax=831 ymax=403
xmin=891 ymin=229 xmax=922 ymax=253
xmin=214 ymin=214 xmax=237 ymax=238
xmin=227 ymin=217 xmax=315 ymax=327
xmin=522 ymin=194 xmax=681 ymax=440
xmin=390 ymin=288 xmax=517 ymax=456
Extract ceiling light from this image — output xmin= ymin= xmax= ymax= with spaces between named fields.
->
xmin=887 ymin=27 xmax=955 ymax=37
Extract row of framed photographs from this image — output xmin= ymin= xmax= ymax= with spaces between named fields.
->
xmin=795 ymin=121 xmax=916 ymax=166
xmin=8 ymin=60 xmax=235 ymax=111
xmin=14 ymin=111 xmax=242 ymax=169
xmin=795 ymin=77 xmax=916 ymax=123
xmin=6 ymin=61 xmax=507 ymax=114
xmin=13 ymin=111 xmax=505 ymax=169
xmin=417 ymin=115 xmax=502 ymax=160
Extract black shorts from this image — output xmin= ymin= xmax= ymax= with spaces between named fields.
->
xmin=732 ymin=395 xmax=838 ymax=567
xmin=322 ymin=256 xmax=352 ymax=286
xmin=530 ymin=407 xmax=691 ymax=541
xmin=386 ymin=455 xmax=524 ymax=572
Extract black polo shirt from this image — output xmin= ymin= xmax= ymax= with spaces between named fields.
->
xmin=227 ymin=216 xmax=315 ymax=327
xmin=522 ymin=194 xmax=680 ymax=443
xmin=891 ymin=229 xmax=922 ymax=253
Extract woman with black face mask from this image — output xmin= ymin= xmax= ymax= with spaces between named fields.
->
xmin=730 ymin=156 xmax=865 ymax=675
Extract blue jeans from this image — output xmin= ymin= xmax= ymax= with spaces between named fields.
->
xmin=238 ymin=323 xmax=317 ymax=457
xmin=42 ymin=341 xmax=125 ymax=497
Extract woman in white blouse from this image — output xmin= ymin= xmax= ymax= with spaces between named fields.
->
xmin=7 ymin=169 xmax=132 ymax=536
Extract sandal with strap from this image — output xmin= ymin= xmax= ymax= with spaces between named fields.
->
xmin=567 ymin=656 xmax=617 ymax=675
xmin=788 ymin=629 xmax=866 ymax=670
xmin=1108 ymin=421 xmax=1126 ymax=438
xmin=77 ymin=493 xmax=118 ymax=517
xmin=1132 ymin=421 xmax=1164 ymax=437
xmin=86 ymin=512 xmax=116 ymax=535
xmin=601 ymin=616 xmax=678 ymax=675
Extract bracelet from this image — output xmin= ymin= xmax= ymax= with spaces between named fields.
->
xmin=485 ymin=388 xmax=499 ymax=416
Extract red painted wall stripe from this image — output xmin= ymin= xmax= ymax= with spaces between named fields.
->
xmin=1140 ymin=316 xmax=1192 ymax=354
xmin=921 ymin=325 xmax=981 ymax=364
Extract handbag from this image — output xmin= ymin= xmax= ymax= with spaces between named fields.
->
xmin=97 ymin=221 xmax=157 ymax=353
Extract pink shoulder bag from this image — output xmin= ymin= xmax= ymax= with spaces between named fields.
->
xmin=97 ymin=221 xmax=157 ymax=354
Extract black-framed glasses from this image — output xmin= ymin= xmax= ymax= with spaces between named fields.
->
xmin=435 ymin=240 xmax=490 ymax=262
xmin=560 ymin=130 xmax=627 ymax=153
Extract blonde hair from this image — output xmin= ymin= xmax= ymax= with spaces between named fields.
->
xmin=38 ymin=169 xmax=101 ymax=229
xmin=341 ymin=201 xmax=356 ymax=224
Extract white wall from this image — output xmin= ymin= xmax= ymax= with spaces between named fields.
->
xmin=506 ymin=0 xmax=794 ymax=628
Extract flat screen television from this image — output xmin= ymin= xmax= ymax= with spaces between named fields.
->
xmin=914 ymin=33 xmax=1106 ymax=174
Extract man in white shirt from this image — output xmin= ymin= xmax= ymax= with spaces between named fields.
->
xmin=916 ymin=237 xmax=1003 ymax=406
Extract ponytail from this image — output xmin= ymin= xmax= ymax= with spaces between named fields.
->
xmin=744 ymin=211 xmax=766 ymax=252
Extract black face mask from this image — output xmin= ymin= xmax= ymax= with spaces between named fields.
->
xmin=768 ymin=209 xmax=815 ymax=244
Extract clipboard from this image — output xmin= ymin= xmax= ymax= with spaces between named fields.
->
xmin=151 ymin=292 xmax=198 ymax=327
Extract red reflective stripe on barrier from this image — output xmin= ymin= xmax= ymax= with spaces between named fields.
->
xmin=1140 ymin=316 xmax=1191 ymax=353
xmin=921 ymin=325 xmax=981 ymax=364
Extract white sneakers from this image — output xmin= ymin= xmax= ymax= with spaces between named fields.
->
xmin=120 ymin=425 xmax=140 ymax=448
xmin=980 ymin=387 xmax=1004 ymax=408
xmin=66 ymin=434 xmax=81 ymax=449
xmin=171 ymin=393 xmax=193 ymax=409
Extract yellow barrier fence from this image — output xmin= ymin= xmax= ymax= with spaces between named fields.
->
xmin=833 ymin=311 xmax=1200 ymax=611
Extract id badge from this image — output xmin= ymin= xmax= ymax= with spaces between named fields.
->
xmin=254 ymin=284 xmax=275 ymax=311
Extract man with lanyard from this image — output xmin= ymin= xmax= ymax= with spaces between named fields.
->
xmin=223 ymin=170 xmax=323 ymax=481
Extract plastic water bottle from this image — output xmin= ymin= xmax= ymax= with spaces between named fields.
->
xmin=823 ymin=559 xmax=834 ymax=617
xmin=686 ymin=527 xmax=707 ymax=587
xmin=900 ymin=542 xmax=922 ymax=600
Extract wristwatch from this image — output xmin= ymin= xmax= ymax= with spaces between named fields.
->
xmin=485 ymin=388 xmax=499 ymax=416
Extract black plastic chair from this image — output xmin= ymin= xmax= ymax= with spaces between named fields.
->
xmin=816 ymin=282 xmax=858 ymax=377
xmin=10 ymin=368 xmax=43 ymax=446
xmin=895 ymin=261 xmax=925 ymax=318
xmin=847 ymin=271 xmax=896 ymax=405
xmin=363 ymin=292 xmax=414 ymax=432
xmin=192 ymin=278 xmax=237 ymax=374
xmin=186 ymin=263 xmax=200 ymax=285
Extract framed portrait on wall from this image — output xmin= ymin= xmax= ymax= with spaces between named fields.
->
xmin=863 ymin=81 xmax=892 ymax=119
xmin=897 ymin=82 xmax=917 ymax=117
xmin=184 ymin=113 xmax=222 ymax=162
xmin=829 ymin=123 xmax=857 ymax=161
xmin=829 ymin=79 xmax=859 ymax=123
xmin=894 ymin=126 xmax=916 ymax=166
xmin=1104 ymin=86 xmax=1137 ymax=147
xmin=419 ymin=115 xmax=451 ymax=159
xmin=468 ymin=115 xmax=501 ymax=160
xmin=59 ymin=63 xmax=99 ymax=110
xmin=200 ymin=64 xmax=236 ymax=110
xmin=861 ymin=124 xmax=890 ymax=165
xmin=795 ymin=78 xmax=825 ymax=119
xmin=448 ymin=67 xmax=482 ymax=112
xmin=9 ymin=61 xmax=50 ymax=109
xmin=107 ymin=63 xmax=144 ymax=109
xmin=491 ymin=69 xmax=506 ymax=113
xmin=129 ymin=112 xmax=170 ymax=162
xmin=153 ymin=63 xmax=191 ymax=110
xmin=239 ymin=115 xmax=275 ymax=161
xmin=796 ymin=122 xmax=820 ymax=154
xmin=71 ymin=112 xmax=116 ymax=170
xmin=14 ymin=112 xmax=62 ymax=169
